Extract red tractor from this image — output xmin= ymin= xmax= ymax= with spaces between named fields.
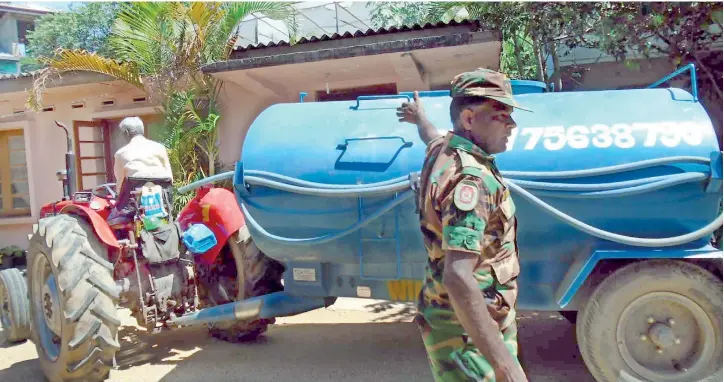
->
xmin=1 ymin=121 xmax=284 ymax=382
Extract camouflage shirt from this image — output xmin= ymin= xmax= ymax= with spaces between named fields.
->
xmin=417 ymin=132 xmax=520 ymax=331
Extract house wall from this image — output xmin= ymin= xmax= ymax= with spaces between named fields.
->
xmin=0 ymin=80 xmax=155 ymax=249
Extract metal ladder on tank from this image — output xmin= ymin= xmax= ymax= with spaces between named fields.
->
xmin=357 ymin=193 xmax=402 ymax=281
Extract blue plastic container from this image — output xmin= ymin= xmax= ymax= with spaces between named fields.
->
xmin=183 ymin=223 xmax=218 ymax=254
xmin=235 ymin=79 xmax=720 ymax=310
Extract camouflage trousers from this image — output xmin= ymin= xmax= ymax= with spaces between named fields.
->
xmin=414 ymin=313 xmax=520 ymax=382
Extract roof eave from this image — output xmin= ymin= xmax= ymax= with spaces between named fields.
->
xmin=203 ymin=28 xmax=501 ymax=75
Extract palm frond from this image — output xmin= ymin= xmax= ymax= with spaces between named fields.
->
xmin=212 ymin=2 xmax=298 ymax=61
xmin=27 ymin=49 xmax=143 ymax=110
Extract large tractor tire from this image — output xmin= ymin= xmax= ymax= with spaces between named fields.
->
xmin=195 ymin=226 xmax=285 ymax=342
xmin=0 ymin=267 xmax=31 ymax=343
xmin=27 ymin=214 xmax=121 ymax=382
xmin=577 ymin=260 xmax=722 ymax=382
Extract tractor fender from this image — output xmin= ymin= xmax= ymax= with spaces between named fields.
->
xmin=555 ymin=246 xmax=723 ymax=309
xmin=177 ymin=186 xmax=245 ymax=265
xmin=59 ymin=204 xmax=120 ymax=249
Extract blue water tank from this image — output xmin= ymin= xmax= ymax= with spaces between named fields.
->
xmin=237 ymin=85 xmax=720 ymax=280
xmin=510 ymin=79 xmax=547 ymax=94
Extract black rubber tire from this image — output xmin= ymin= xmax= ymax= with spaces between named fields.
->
xmin=196 ymin=227 xmax=285 ymax=342
xmin=0 ymin=267 xmax=31 ymax=343
xmin=577 ymin=260 xmax=723 ymax=382
xmin=27 ymin=214 xmax=121 ymax=382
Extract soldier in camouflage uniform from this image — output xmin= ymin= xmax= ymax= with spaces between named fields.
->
xmin=398 ymin=69 xmax=530 ymax=382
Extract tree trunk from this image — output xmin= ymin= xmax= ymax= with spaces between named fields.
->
xmin=512 ymin=33 xmax=525 ymax=76
xmin=694 ymin=54 xmax=723 ymax=100
xmin=548 ymin=41 xmax=563 ymax=91
xmin=531 ymin=34 xmax=545 ymax=83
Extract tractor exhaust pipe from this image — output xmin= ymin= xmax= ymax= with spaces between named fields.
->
xmin=55 ymin=121 xmax=76 ymax=198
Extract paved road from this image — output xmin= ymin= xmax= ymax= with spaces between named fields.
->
xmin=1 ymin=298 xmax=595 ymax=382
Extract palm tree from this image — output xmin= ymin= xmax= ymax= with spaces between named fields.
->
xmin=28 ymin=2 xmax=298 ymax=211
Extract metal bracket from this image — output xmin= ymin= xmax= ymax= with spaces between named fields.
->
xmin=349 ymin=95 xmax=411 ymax=110
xmin=706 ymin=151 xmax=723 ymax=193
xmin=647 ymin=63 xmax=698 ymax=102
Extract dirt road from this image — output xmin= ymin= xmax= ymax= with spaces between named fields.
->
xmin=1 ymin=298 xmax=595 ymax=382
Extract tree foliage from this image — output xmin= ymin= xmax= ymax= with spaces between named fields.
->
xmin=25 ymin=2 xmax=123 ymax=61
xmin=369 ymin=2 xmax=722 ymax=95
xmin=367 ymin=1 xmax=429 ymax=29
xmin=595 ymin=2 xmax=722 ymax=99
xmin=370 ymin=2 xmax=601 ymax=88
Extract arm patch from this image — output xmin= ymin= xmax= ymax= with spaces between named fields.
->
xmin=453 ymin=180 xmax=479 ymax=211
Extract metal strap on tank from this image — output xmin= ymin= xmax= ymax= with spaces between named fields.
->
xmin=357 ymin=195 xmax=403 ymax=281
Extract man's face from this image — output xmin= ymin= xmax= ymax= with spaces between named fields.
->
xmin=460 ymin=99 xmax=516 ymax=154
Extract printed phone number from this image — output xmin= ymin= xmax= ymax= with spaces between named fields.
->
xmin=506 ymin=121 xmax=710 ymax=151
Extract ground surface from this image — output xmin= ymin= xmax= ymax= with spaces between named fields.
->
xmin=1 ymin=298 xmax=595 ymax=382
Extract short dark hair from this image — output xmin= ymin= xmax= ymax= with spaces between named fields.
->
xmin=449 ymin=96 xmax=487 ymax=127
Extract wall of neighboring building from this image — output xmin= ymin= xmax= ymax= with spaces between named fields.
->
xmin=560 ymin=57 xmax=678 ymax=91
xmin=0 ymin=12 xmax=18 ymax=54
xmin=0 ymin=57 xmax=18 ymax=74
xmin=0 ymin=78 xmax=155 ymax=249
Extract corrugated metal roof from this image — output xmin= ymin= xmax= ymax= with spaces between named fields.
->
xmin=233 ymin=19 xmax=481 ymax=53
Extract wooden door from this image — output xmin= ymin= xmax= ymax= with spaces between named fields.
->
xmin=73 ymin=120 xmax=112 ymax=191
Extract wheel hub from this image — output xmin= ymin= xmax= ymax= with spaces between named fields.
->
xmin=648 ymin=322 xmax=677 ymax=349
xmin=617 ymin=292 xmax=716 ymax=381
xmin=41 ymin=274 xmax=62 ymax=336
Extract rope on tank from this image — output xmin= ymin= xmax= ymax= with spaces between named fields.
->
xmin=178 ymin=156 xmax=723 ymax=248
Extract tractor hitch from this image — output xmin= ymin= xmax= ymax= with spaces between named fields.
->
xmin=166 ymin=292 xmax=333 ymax=329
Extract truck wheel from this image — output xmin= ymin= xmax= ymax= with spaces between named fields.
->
xmin=577 ymin=260 xmax=722 ymax=382
xmin=196 ymin=227 xmax=285 ymax=342
xmin=27 ymin=214 xmax=121 ymax=382
xmin=0 ymin=267 xmax=31 ymax=343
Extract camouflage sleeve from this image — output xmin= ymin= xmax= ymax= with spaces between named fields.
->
xmin=438 ymin=172 xmax=496 ymax=256
xmin=426 ymin=134 xmax=445 ymax=153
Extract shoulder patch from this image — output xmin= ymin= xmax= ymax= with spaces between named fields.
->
xmin=453 ymin=180 xmax=479 ymax=211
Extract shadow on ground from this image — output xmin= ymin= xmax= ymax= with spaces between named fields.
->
xmin=1 ymin=310 xmax=595 ymax=382
xmin=363 ymin=301 xmax=417 ymax=322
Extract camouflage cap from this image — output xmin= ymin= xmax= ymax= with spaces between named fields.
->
xmin=450 ymin=68 xmax=532 ymax=112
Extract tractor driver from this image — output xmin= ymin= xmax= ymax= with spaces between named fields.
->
xmin=108 ymin=116 xmax=173 ymax=221
xmin=397 ymin=69 xmax=530 ymax=382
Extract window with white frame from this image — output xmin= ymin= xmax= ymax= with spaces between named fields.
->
xmin=0 ymin=129 xmax=30 ymax=217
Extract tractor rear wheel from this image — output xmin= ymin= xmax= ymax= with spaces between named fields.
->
xmin=196 ymin=226 xmax=285 ymax=342
xmin=27 ymin=214 xmax=121 ymax=382
xmin=0 ymin=267 xmax=31 ymax=343
xmin=577 ymin=260 xmax=722 ymax=382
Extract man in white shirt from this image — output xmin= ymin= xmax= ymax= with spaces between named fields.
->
xmin=108 ymin=116 xmax=173 ymax=222
xmin=113 ymin=116 xmax=173 ymax=192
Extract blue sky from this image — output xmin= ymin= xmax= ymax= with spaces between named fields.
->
xmin=15 ymin=1 xmax=74 ymax=11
